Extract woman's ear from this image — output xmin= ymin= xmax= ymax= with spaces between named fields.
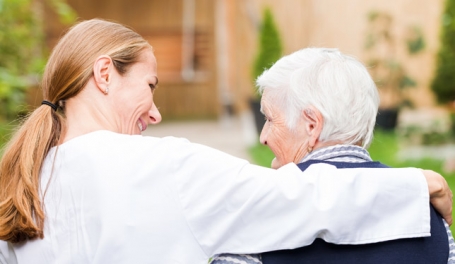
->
xmin=302 ymin=107 xmax=324 ymax=148
xmin=93 ymin=55 xmax=113 ymax=94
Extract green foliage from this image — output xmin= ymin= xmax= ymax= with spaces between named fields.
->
xmin=0 ymin=0 xmax=43 ymax=120
xmin=0 ymin=0 xmax=42 ymax=75
xmin=0 ymin=0 xmax=76 ymax=121
xmin=398 ymin=122 xmax=454 ymax=146
xmin=48 ymin=0 xmax=77 ymax=25
xmin=400 ymin=75 xmax=417 ymax=89
xmin=248 ymin=143 xmax=274 ymax=167
xmin=406 ymin=26 xmax=426 ymax=54
xmin=252 ymin=8 xmax=282 ymax=93
xmin=432 ymin=0 xmax=455 ymax=104
xmin=0 ymin=69 xmax=29 ymax=120
xmin=365 ymin=11 xmax=420 ymax=109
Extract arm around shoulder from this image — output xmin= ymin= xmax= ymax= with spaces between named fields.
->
xmin=168 ymin=143 xmax=432 ymax=256
xmin=423 ymin=169 xmax=453 ymax=225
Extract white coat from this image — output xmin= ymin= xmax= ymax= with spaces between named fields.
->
xmin=0 ymin=131 xmax=430 ymax=263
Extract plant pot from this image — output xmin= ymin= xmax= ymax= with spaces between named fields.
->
xmin=249 ymin=99 xmax=265 ymax=135
xmin=376 ymin=108 xmax=399 ymax=130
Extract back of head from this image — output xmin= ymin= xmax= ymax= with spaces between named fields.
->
xmin=0 ymin=19 xmax=150 ymax=243
xmin=43 ymin=19 xmax=150 ymax=103
xmin=257 ymin=47 xmax=379 ymax=148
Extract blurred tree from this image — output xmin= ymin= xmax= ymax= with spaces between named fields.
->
xmin=252 ymin=8 xmax=283 ymax=91
xmin=0 ymin=0 xmax=76 ymax=121
xmin=250 ymin=8 xmax=283 ymax=134
xmin=432 ymin=0 xmax=455 ymax=104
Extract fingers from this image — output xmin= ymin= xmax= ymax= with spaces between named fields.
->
xmin=423 ymin=170 xmax=453 ymax=225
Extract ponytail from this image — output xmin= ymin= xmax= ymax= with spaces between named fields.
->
xmin=0 ymin=104 xmax=63 ymax=243
xmin=0 ymin=19 xmax=149 ymax=243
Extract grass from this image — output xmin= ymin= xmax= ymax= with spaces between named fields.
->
xmin=248 ymin=129 xmax=455 ymax=232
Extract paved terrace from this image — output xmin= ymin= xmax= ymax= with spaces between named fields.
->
xmin=142 ymin=113 xmax=258 ymax=162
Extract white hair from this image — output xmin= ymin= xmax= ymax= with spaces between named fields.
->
xmin=256 ymin=48 xmax=379 ymax=148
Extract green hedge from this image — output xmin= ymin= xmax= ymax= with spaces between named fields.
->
xmin=432 ymin=0 xmax=455 ymax=103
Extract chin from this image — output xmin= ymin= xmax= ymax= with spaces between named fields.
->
xmin=129 ymin=128 xmax=141 ymax=135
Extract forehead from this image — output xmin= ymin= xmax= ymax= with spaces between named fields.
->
xmin=127 ymin=49 xmax=158 ymax=80
xmin=139 ymin=49 xmax=157 ymax=70
xmin=261 ymin=89 xmax=277 ymax=113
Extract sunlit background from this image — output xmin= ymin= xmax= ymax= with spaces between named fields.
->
xmin=1 ymin=0 xmax=455 ymax=218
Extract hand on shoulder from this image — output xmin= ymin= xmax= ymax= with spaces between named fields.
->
xmin=423 ymin=169 xmax=453 ymax=225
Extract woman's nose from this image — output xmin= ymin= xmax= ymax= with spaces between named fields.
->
xmin=259 ymin=127 xmax=267 ymax=145
xmin=149 ymin=103 xmax=162 ymax=124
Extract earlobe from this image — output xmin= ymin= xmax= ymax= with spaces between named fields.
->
xmin=93 ymin=55 xmax=113 ymax=95
xmin=302 ymin=107 xmax=323 ymax=147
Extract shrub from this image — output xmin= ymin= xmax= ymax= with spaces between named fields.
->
xmin=0 ymin=0 xmax=76 ymax=121
xmin=252 ymin=8 xmax=283 ymax=95
xmin=432 ymin=0 xmax=455 ymax=103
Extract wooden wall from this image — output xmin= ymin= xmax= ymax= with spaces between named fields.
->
xmin=43 ymin=0 xmax=219 ymax=119
xmin=227 ymin=0 xmax=444 ymax=110
xmin=38 ymin=0 xmax=444 ymax=118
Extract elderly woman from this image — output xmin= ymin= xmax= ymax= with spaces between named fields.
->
xmin=211 ymin=48 xmax=454 ymax=264
xmin=0 ymin=21 xmax=451 ymax=264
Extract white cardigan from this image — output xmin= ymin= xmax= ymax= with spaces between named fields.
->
xmin=0 ymin=131 xmax=430 ymax=263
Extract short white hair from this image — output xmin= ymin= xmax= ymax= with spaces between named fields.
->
xmin=256 ymin=48 xmax=379 ymax=148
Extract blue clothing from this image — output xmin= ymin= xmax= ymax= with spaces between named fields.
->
xmin=210 ymin=145 xmax=455 ymax=264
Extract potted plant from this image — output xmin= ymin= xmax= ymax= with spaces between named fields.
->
xmin=250 ymin=7 xmax=282 ymax=134
xmin=365 ymin=11 xmax=421 ymax=130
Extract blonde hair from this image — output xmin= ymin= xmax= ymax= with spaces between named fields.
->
xmin=0 ymin=19 xmax=150 ymax=243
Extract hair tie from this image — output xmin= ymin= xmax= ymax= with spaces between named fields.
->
xmin=41 ymin=100 xmax=58 ymax=111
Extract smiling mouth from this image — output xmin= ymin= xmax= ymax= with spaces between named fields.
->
xmin=137 ymin=119 xmax=146 ymax=132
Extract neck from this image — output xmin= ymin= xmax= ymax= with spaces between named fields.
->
xmin=292 ymin=140 xmax=342 ymax=164
xmin=63 ymin=83 xmax=117 ymax=143
xmin=312 ymin=140 xmax=345 ymax=152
